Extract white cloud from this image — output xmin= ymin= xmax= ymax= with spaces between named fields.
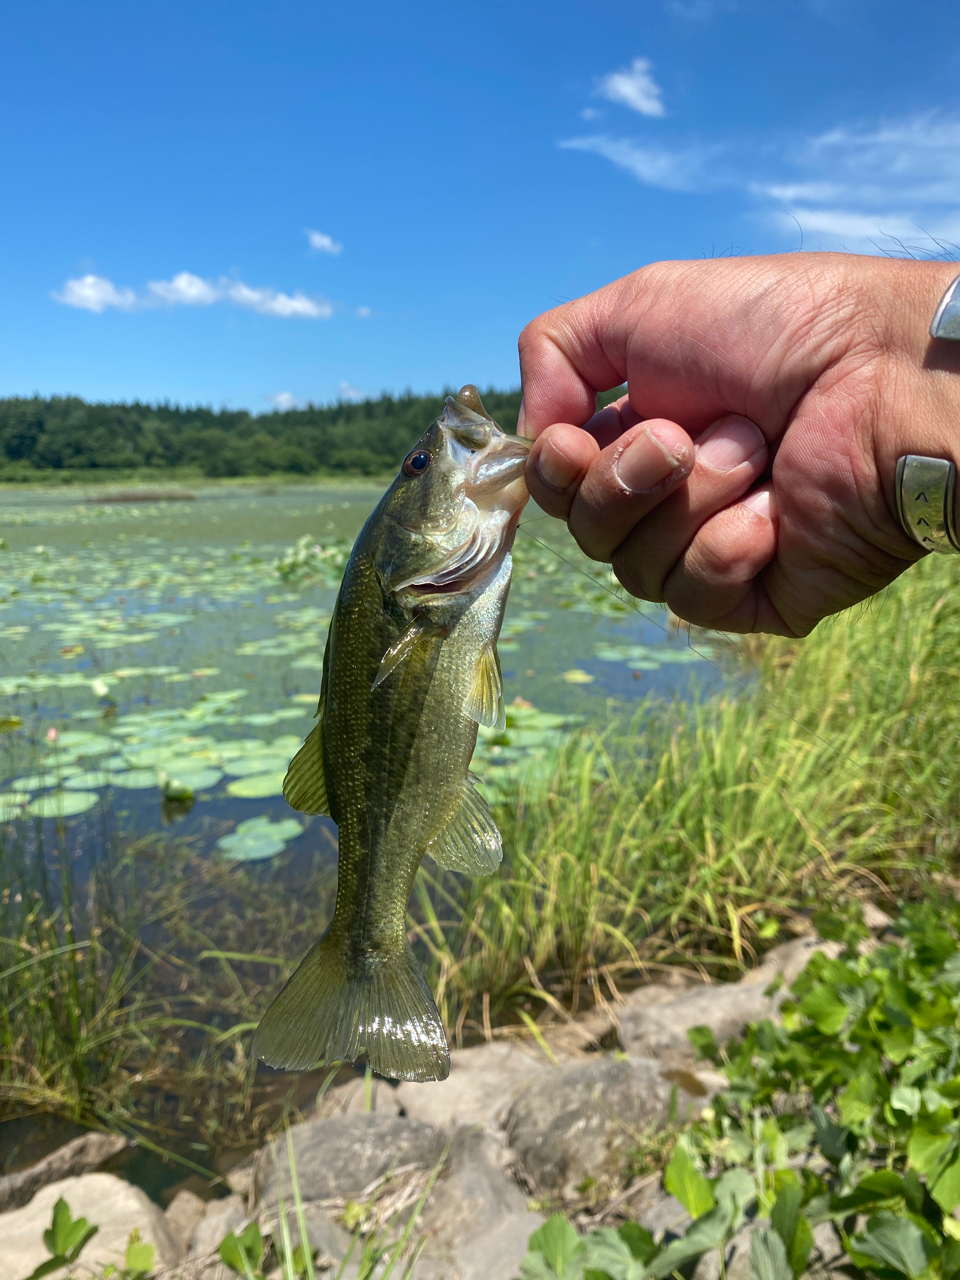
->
xmin=338 ymin=381 xmax=365 ymax=402
xmin=53 ymin=271 xmax=334 ymax=318
xmin=51 ymin=274 xmax=138 ymax=313
xmin=267 ymin=391 xmax=301 ymax=411
xmin=147 ymin=272 xmax=221 ymax=306
xmin=559 ymin=107 xmax=960 ymax=256
xmin=218 ymin=280 xmax=332 ymax=318
xmin=580 ymin=107 xmax=602 ymax=121
xmin=758 ymin=114 xmax=960 ymax=251
xmin=559 ymin=135 xmax=709 ymax=192
xmin=596 ymin=57 xmax=666 ymax=118
xmin=306 ymin=229 xmax=343 ymax=255
xmin=355 ymin=305 xmax=371 ymax=319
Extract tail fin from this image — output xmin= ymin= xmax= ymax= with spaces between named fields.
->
xmin=252 ymin=934 xmax=450 ymax=1082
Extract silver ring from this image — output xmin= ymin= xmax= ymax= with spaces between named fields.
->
xmin=931 ymin=274 xmax=960 ymax=340
xmin=896 ymin=454 xmax=960 ymax=553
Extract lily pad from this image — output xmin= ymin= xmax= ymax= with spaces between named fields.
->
xmin=63 ymin=771 xmax=111 ymax=790
xmin=217 ymin=815 xmax=304 ymax=861
xmin=0 ymin=791 xmax=30 ymax=818
xmin=226 ymin=771 xmax=287 ymax=798
xmin=159 ymin=767 xmax=222 ymax=791
xmin=221 ymin=754 xmax=290 ymax=778
xmin=109 ymin=769 xmax=160 ymax=789
xmin=56 ymin=731 xmax=115 ymax=753
xmin=10 ymin=773 xmax=59 ymax=791
xmin=26 ymin=790 xmax=100 ymax=817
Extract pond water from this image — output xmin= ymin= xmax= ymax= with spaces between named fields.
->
xmin=0 ymin=482 xmax=727 ymax=868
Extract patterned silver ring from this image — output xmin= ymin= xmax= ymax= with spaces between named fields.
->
xmin=896 ymin=454 xmax=960 ymax=554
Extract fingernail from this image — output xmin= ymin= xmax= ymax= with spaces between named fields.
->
xmin=613 ymin=426 xmax=687 ymax=494
xmin=536 ymin=437 xmax=581 ymax=491
xmin=743 ymin=487 xmax=777 ymax=519
xmin=696 ymin=417 xmax=765 ymax=472
xmin=517 ymin=400 xmax=528 ymax=437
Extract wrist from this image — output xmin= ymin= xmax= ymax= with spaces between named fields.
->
xmin=868 ymin=261 xmax=960 ymax=546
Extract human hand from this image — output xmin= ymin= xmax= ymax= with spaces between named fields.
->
xmin=518 ymin=253 xmax=960 ymax=636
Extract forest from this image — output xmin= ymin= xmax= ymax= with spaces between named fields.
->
xmin=0 ymin=388 xmax=525 ymax=480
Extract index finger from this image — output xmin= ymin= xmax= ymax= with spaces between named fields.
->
xmin=518 ymin=283 xmax=630 ymax=439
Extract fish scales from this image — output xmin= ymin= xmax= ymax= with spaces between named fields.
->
xmin=253 ymin=386 xmax=530 ymax=1082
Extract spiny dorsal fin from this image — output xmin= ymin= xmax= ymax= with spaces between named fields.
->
xmin=456 ymin=384 xmax=490 ymax=418
xmin=464 ymin=643 xmax=504 ymax=731
xmin=425 ymin=777 xmax=502 ymax=877
xmin=283 ymin=718 xmax=329 ymax=815
xmin=372 ymin=618 xmax=446 ymax=691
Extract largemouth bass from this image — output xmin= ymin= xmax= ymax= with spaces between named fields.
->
xmin=253 ymin=386 xmax=530 ymax=1082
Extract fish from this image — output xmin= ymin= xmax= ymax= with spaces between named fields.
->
xmin=252 ymin=385 xmax=531 ymax=1082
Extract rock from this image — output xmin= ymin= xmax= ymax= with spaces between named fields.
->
xmin=224 ymin=1156 xmax=256 ymax=1201
xmin=638 ymin=1193 xmax=691 ymax=1242
xmin=256 ymin=1113 xmax=449 ymax=1207
xmin=165 ymin=1188 xmax=208 ymax=1251
xmin=161 ymin=1172 xmax=221 ymax=1206
xmin=808 ymin=1219 xmax=846 ymax=1277
xmin=505 ymin=1055 xmax=704 ymax=1200
xmin=862 ymin=902 xmax=892 ymax=931
xmin=691 ymin=1223 xmax=756 ymax=1280
xmin=410 ymin=1127 xmax=545 ymax=1280
xmin=0 ymin=1131 xmax=128 ymax=1213
xmin=189 ymin=1193 xmax=249 ymax=1259
xmin=279 ymin=1202 xmax=353 ymax=1264
xmin=618 ymin=938 xmax=840 ymax=1064
xmin=322 ymin=1075 xmax=403 ymax=1117
xmin=0 ymin=1171 xmax=182 ymax=1278
xmin=394 ymin=1041 xmax=550 ymax=1136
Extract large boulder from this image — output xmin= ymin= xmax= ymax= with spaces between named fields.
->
xmin=505 ymin=1055 xmax=710 ymax=1200
xmin=410 ymin=1127 xmax=545 ymax=1280
xmin=189 ymin=1193 xmax=249 ymax=1259
xmin=165 ymin=1188 xmax=208 ymax=1252
xmin=0 ymin=1172 xmax=182 ymax=1278
xmin=255 ymin=1113 xmax=449 ymax=1207
xmin=395 ymin=1041 xmax=550 ymax=1136
xmin=321 ymin=1075 xmax=403 ymax=1118
xmin=618 ymin=938 xmax=839 ymax=1064
xmin=0 ymin=1132 xmax=128 ymax=1213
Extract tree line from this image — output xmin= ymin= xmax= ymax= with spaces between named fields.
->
xmin=0 ymin=389 xmax=525 ymax=479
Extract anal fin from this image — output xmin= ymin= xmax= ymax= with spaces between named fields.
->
xmin=283 ymin=720 xmax=329 ymax=815
xmin=464 ymin=643 xmax=504 ymax=731
xmin=425 ymin=776 xmax=502 ymax=876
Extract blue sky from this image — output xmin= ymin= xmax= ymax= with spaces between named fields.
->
xmin=2 ymin=0 xmax=960 ymax=412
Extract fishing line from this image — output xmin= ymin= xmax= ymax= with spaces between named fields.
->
xmin=515 ymin=519 xmax=950 ymax=833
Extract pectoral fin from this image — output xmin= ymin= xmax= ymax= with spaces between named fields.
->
xmin=283 ymin=716 xmax=329 ymax=815
xmin=372 ymin=619 xmax=446 ymax=691
xmin=425 ymin=776 xmax=502 ymax=876
xmin=464 ymin=643 xmax=504 ymax=731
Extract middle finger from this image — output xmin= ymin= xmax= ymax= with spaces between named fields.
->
xmin=608 ymin=414 xmax=769 ymax=602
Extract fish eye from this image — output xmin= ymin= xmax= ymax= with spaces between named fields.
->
xmin=403 ymin=449 xmax=432 ymax=477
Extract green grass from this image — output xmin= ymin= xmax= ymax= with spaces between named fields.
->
xmin=3 ymin=553 xmax=960 ymax=1158
xmin=413 ymin=553 xmax=960 ymax=1038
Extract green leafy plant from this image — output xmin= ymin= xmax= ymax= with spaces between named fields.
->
xmin=519 ymin=902 xmax=960 ymax=1280
xmin=24 ymin=1196 xmax=98 ymax=1279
